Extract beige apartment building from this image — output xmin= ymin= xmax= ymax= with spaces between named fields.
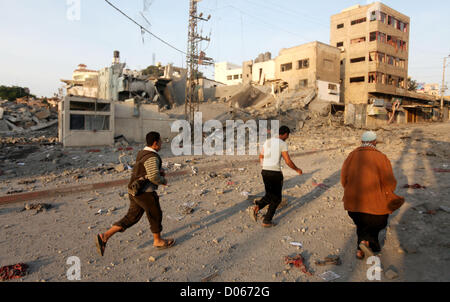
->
xmin=331 ymin=2 xmax=410 ymax=126
xmin=275 ymin=41 xmax=341 ymax=95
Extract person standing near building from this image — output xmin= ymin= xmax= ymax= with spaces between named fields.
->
xmin=341 ymin=131 xmax=404 ymax=259
xmin=95 ymin=132 xmax=175 ymax=256
xmin=251 ymin=126 xmax=303 ymax=227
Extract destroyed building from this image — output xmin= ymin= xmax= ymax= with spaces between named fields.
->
xmin=331 ymin=2 xmax=449 ymax=127
xmin=59 ymin=51 xmax=177 ymax=147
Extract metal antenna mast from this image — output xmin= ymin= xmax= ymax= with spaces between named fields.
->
xmin=185 ymin=0 xmax=213 ymax=124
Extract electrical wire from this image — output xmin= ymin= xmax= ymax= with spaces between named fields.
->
xmin=104 ymin=0 xmax=186 ymax=55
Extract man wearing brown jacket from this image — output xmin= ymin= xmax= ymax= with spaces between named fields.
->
xmin=95 ymin=132 xmax=175 ymax=256
xmin=341 ymin=131 xmax=404 ymax=259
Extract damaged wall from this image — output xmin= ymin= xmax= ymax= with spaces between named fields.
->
xmin=114 ymin=101 xmax=177 ymax=143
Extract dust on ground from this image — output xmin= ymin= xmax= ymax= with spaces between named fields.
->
xmin=1 ymin=122 xmax=449 ymax=282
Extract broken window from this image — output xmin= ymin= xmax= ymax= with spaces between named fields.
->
xmin=281 ymin=63 xmax=292 ymax=72
xmin=351 ymin=37 xmax=366 ymax=44
xmin=299 ymin=79 xmax=308 ymax=87
xmin=336 ymin=42 xmax=344 ymax=47
xmin=370 ymin=32 xmax=377 ymax=42
xmin=70 ymin=114 xmax=110 ymax=131
xmin=350 ymin=76 xmax=365 ymax=83
xmin=370 ymin=11 xmax=377 ymax=21
xmin=70 ymin=101 xmax=95 ymax=111
xmin=70 ymin=101 xmax=111 ymax=112
xmin=328 ymin=83 xmax=337 ymax=90
xmin=337 ymin=23 xmax=344 ymax=29
xmin=350 ymin=57 xmax=366 ymax=63
xmin=351 ymin=17 xmax=366 ymax=25
xmin=369 ymin=52 xmax=376 ymax=62
xmin=368 ymin=72 xmax=377 ymax=83
xmin=70 ymin=114 xmax=85 ymax=130
xmin=297 ymin=59 xmax=309 ymax=69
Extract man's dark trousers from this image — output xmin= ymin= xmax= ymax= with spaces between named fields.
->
xmin=255 ymin=170 xmax=283 ymax=224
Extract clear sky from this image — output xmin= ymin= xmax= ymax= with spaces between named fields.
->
xmin=0 ymin=0 xmax=449 ymax=97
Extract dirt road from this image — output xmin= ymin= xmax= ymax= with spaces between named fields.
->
xmin=1 ymin=122 xmax=449 ymax=282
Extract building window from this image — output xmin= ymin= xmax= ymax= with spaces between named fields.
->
xmin=350 ymin=57 xmax=366 ymax=63
xmin=350 ymin=76 xmax=365 ymax=83
xmin=336 ymin=42 xmax=344 ymax=47
xmin=299 ymin=79 xmax=308 ymax=87
xmin=297 ymin=59 xmax=309 ymax=69
xmin=351 ymin=17 xmax=366 ymax=25
xmin=387 ymin=55 xmax=394 ymax=65
xmin=70 ymin=101 xmax=110 ymax=112
xmin=227 ymin=75 xmax=232 ymax=81
xmin=233 ymin=74 xmax=239 ymax=80
xmin=370 ymin=11 xmax=377 ymax=21
xmin=328 ymin=83 xmax=338 ymax=90
xmin=70 ymin=114 xmax=110 ymax=131
xmin=351 ymin=37 xmax=366 ymax=44
xmin=388 ymin=16 xmax=393 ymax=26
xmin=380 ymin=12 xmax=386 ymax=23
xmin=337 ymin=23 xmax=344 ymax=29
xmin=368 ymin=72 xmax=377 ymax=83
xmin=281 ymin=63 xmax=292 ymax=72
xmin=370 ymin=32 xmax=377 ymax=42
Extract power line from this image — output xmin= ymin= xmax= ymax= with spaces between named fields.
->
xmin=104 ymin=0 xmax=186 ymax=55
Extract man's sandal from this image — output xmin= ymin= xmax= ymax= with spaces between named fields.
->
xmin=359 ymin=242 xmax=374 ymax=258
xmin=155 ymin=238 xmax=175 ymax=250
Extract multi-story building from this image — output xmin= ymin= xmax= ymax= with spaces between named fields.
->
xmin=331 ymin=2 xmax=410 ymax=126
xmin=275 ymin=41 xmax=341 ymax=103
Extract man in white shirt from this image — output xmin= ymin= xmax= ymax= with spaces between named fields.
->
xmin=252 ymin=126 xmax=303 ymax=227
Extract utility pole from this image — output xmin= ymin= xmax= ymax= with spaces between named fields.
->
xmin=185 ymin=0 xmax=214 ymax=124
xmin=441 ymin=55 xmax=450 ymax=121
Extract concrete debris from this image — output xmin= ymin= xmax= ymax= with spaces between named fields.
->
xmin=315 ymin=255 xmax=342 ymax=266
xmin=21 ymin=203 xmax=52 ymax=213
xmin=0 ymin=98 xmax=58 ymax=133
xmin=319 ymin=271 xmax=340 ymax=282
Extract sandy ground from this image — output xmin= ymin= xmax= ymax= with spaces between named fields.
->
xmin=1 ymin=122 xmax=449 ymax=282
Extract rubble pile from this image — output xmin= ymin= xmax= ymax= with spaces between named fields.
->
xmin=0 ymin=97 xmax=58 ymax=133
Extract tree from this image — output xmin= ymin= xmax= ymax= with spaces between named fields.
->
xmin=408 ymin=78 xmax=418 ymax=91
xmin=141 ymin=65 xmax=164 ymax=78
xmin=0 ymin=85 xmax=35 ymax=101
